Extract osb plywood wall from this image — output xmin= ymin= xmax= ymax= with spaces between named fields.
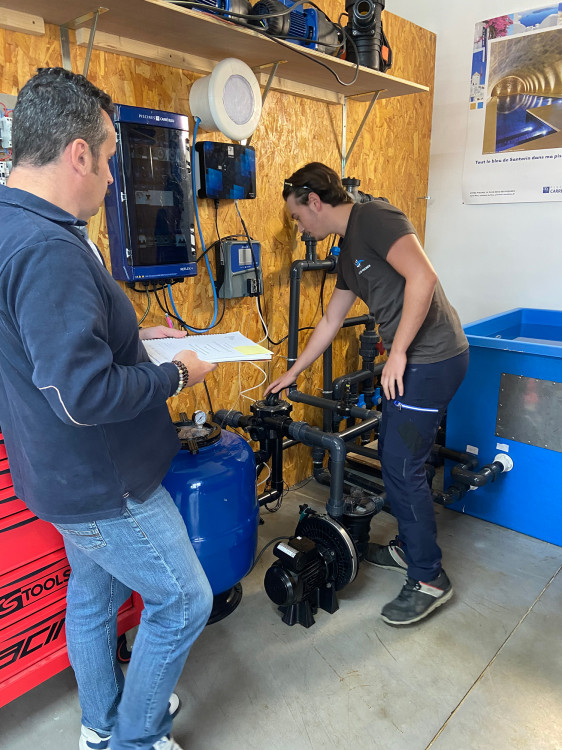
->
xmin=0 ymin=10 xmax=435 ymax=487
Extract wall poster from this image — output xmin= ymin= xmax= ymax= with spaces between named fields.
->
xmin=462 ymin=5 xmax=562 ymax=204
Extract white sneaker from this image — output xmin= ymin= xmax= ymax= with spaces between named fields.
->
xmin=79 ymin=725 xmax=111 ymax=750
xmin=167 ymin=692 xmax=181 ymax=718
xmin=153 ymin=736 xmax=183 ymax=750
xmin=79 ymin=693 xmax=181 ymax=750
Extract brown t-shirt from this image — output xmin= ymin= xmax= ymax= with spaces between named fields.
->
xmin=336 ymin=201 xmax=468 ymax=364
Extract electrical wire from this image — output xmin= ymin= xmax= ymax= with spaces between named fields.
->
xmin=170 ymin=0 xmax=312 ymax=22
xmin=266 ymin=326 xmax=316 ymax=348
xmin=240 ymin=361 xmax=268 ymax=404
xmin=164 ymin=282 xmax=225 ymax=333
xmin=254 ymin=295 xmax=268 ymax=346
xmin=203 ymin=380 xmax=215 ymax=415
xmin=129 ymin=280 xmax=188 ymax=329
xmin=214 ymin=200 xmax=220 ymax=240
xmin=153 ymin=285 xmax=186 ymax=329
xmin=266 ymin=240 xmax=335 ymax=345
xmin=196 ymin=237 xmax=219 ymax=262
xmin=156 ymin=283 xmax=177 ymax=328
xmin=137 ymin=287 xmax=152 ymax=327
xmin=247 ymin=536 xmax=291 ymax=574
xmin=257 ymin=462 xmax=271 ymax=488
xmin=251 ymin=24 xmax=360 ymax=87
xmin=233 ymin=201 xmax=271 ymax=345
xmin=187 ymin=116 xmax=218 ymax=332
xmin=264 ymin=486 xmax=284 ymax=512
xmin=231 ymin=204 xmax=338 ymax=350
xmin=163 ymin=144 xmax=227 ymax=333
xmin=264 ymin=32 xmax=342 ymax=50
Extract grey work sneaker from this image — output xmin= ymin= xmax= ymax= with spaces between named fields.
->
xmin=381 ymin=570 xmax=453 ymax=626
xmin=79 ymin=693 xmax=182 ymax=750
xmin=364 ymin=539 xmax=407 ymax=572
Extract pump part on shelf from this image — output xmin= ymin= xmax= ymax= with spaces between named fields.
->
xmin=189 ymin=57 xmax=262 ymax=140
xmin=341 ymin=176 xmax=388 ymax=204
xmin=344 ymin=0 xmax=392 ymax=72
xmin=249 ymin=0 xmax=341 ymax=56
xmin=169 ymin=0 xmax=252 ymax=24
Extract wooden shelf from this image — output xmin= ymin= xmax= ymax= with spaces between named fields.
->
xmin=1 ymin=0 xmax=428 ymax=104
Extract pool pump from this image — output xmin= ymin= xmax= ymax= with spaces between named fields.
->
xmin=264 ymin=490 xmax=383 ymax=627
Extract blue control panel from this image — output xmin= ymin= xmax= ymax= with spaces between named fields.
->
xmin=105 ymin=104 xmax=197 ymax=282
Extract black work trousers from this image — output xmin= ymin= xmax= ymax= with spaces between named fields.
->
xmin=378 ymin=349 xmax=469 ymax=582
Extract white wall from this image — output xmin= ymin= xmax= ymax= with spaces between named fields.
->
xmin=389 ymin=1 xmax=562 ymax=323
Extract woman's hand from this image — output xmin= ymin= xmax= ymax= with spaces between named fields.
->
xmin=139 ymin=326 xmax=187 ymax=341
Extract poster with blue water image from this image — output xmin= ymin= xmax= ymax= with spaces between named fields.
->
xmin=463 ymin=5 xmax=562 ymax=203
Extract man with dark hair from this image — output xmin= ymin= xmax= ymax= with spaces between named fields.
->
xmin=267 ymin=162 xmax=469 ymax=626
xmin=12 ymin=66 xmax=114 ymax=168
xmin=0 ymin=67 xmax=216 ymax=750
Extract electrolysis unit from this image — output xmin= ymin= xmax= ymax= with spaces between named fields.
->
xmin=105 ymin=105 xmax=197 ymax=282
xmin=194 ymin=141 xmax=256 ymax=200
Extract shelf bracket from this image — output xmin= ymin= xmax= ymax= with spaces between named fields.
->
xmin=246 ymin=61 xmax=285 ymax=146
xmin=59 ymin=7 xmax=108 ymax=76
xmin=341 ymin=90 xmax=382 ymax=177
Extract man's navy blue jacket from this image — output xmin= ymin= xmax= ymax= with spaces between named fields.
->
xmin=0 ymin=185 xmax=182 ymax=522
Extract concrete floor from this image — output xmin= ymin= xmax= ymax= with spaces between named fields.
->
xmin=2 ymin=480 xmax=562 ymax=750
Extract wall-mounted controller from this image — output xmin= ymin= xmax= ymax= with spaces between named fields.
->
xmin=105 ymin=105 xmax=197 ymax=282
xmin=215 ymin=239 xmax=263 ymax=298
xmin=194 ymin=141 xmax=256 ymax=200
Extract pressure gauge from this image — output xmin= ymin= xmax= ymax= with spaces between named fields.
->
xmin=192 ymin=410 xmax=207 ymax=426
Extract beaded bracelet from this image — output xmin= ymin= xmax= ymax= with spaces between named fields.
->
xmin=171 ymin=359 xmax=189 ymax=396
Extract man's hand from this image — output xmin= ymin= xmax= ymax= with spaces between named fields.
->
xmin=380 ymin=350 xmax=407 ymax=400
xmin=139 ymin=326 xmax=187 ymax=341
xmin=173 ymin=349 xmax=217 ymax=386
xmin=264 ymin=370 xmax=298 ymax=397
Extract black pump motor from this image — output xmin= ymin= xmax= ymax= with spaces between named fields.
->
xmin=264 ymin=491 xmax=383 ymax=627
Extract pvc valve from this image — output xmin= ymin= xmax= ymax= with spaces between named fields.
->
xmin=493 ymin=453 xmax=514 ymax=472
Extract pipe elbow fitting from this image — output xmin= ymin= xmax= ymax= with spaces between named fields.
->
xmin=214 ymin=409 xmax=243 ymax=428
xmin=322 ymin=434 xmax=347 ymax=462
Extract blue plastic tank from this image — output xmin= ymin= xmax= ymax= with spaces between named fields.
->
xmin=445 ymin=308 xmax=562 ymax=545
xmin=162 ymin=421 xmax=258 ymax=595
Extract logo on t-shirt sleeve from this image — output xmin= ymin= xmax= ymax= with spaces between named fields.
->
xmin=354 ymin=258 xmax=371 ymax=274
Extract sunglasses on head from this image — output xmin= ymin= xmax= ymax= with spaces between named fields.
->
xmin=283 ymin=180 xmax=311 ymax=191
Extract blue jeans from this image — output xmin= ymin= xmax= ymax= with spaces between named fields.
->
xmin=379 ymin=350 xmax=469 ymax=582
xmin=54 ymin=484 xmax=213 ymax=750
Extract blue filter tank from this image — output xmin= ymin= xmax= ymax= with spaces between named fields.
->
xmin=162 ymin=419 xmax=258 ymax=599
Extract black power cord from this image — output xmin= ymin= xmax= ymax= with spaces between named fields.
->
xmin=137 ymin=287 xmax=152 ymax=328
